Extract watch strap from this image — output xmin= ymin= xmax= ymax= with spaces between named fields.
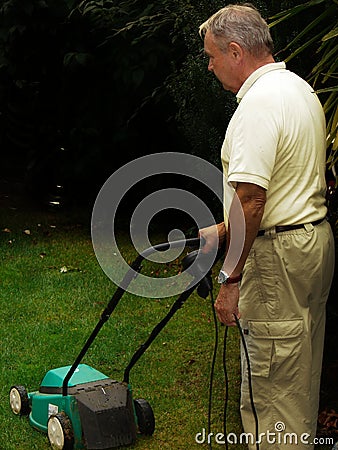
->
xmin=226 ymin=273 xmax=242 ymax=284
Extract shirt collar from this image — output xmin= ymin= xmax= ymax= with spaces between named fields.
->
xmin=236 ymin=62 xmax=286 ymax=103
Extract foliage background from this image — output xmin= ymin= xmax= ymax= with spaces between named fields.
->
xmin=0 ymin=0 xmax=336 ymax=205
xmin=0 ymin=0 xmax=336 ymax=347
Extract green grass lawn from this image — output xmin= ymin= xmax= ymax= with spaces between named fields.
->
xmin=0 ymin=204 xmax=246 ymax=450
xmin=1 ymin=201 xmax=334 ymax=450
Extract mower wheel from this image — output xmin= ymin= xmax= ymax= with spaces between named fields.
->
xmin=9 ymin=385 xmax=30 ymax=416
xmin=47 ymin=412 xmax=74 ymax=450
xmin=134 ymin=398 xmax=155 ymax=436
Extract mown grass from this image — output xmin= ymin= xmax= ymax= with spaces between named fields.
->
xmin=0 ymin=204 xmax=246 ymax=450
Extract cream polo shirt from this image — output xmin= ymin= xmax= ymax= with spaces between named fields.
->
xmin=221 ymin=62 xmax=328 ymax=230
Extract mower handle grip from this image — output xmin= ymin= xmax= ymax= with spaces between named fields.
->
xmin=137 ymin=236 xmax=204 ymax=260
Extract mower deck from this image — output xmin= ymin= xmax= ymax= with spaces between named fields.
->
xmin=11 ymin=364 xmax=143 ymax=449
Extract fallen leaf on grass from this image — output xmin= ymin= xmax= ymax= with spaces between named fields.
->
xmin=60 ymin=266 xmax=83 ymax=273
xmin=187 ymin=359 xmax=196 ymax=365
xmin=47 ymin=265 xmax=84 ymax=273
xmin=23 ymin=229 xmax=31 ymax=235
xmin=2 ymin=228 xmax=11 ymax=233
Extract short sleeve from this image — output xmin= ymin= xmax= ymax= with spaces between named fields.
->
xmin=226 ymin=94 xmax=280 ymax=190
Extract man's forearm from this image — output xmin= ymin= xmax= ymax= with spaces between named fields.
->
xmin=223 ymin=182 xmax=266 ymax=277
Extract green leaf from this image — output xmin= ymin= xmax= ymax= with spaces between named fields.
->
xmin=269 ymin=0 xmax=326 ymax=27
xmin=75 ymin=52 xmax=92 ymax=65
xmin=322 ymin=60 xmax=338 ymax=85
xmin=63 ymin=52 xmax=92 ymax=67
xmin=276 ymin=8 xmax=333 ymax=56
xmin=317 ymin=86 xmax=338 ymax=95
xmin=284 ymin=26 xmax=331 ymax=62
xmin=322 ymin=27 xmax=338 ymax=41
xmin=322 ymin=91 xmax=338 ymax=118
xmin=312 ymin=43 xmax=338 ymax=75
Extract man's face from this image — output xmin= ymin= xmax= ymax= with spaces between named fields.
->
xmin=204 ymin=30 xmax=240 ymax=94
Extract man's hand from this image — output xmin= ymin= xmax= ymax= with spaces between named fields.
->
xmin=199 ymin=222 xmax=226 ymax=254
xmin=215 ymin=283 xmax=240 ymax=326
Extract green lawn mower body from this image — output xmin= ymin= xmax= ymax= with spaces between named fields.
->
xmin=10 ymin=363 xmax=154 ymax=449
xmin=31 ymin=364 xmax=138 ymax=449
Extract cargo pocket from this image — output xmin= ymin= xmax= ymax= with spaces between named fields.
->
xmin=243 ymin=246 xmax=278 ymax=305
xmin=241 ymin=319 xmax=305 ymax=392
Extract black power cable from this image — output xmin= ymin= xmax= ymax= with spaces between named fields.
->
xmin=182 ymin=245 xmax=259 ymax=450
xmin=222 ymin=325 xmax=229 ymax=450
xmin=207 ymin=289 xmax=219 ymax=450
xmin=234 ymin=314 xmax=260 ymax=450
xmin=206 ymin=299 xmax=260 ymax=450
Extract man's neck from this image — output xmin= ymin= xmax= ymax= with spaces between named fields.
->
xmin=237 ymin=55 xmax=275 ymax=92
xmin=245 ymin=54 xmax=275 ymax=77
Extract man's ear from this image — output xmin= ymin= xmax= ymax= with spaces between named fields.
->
xmin=228 ymin=42 xmax=244 ymax=62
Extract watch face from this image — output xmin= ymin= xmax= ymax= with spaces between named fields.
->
xmin=218 ymin=270 xmax=229 ymax=284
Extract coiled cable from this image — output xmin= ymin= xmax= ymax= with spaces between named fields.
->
xmin=206 ymin=293 xmax=260 ymax=450
xmin=234 ymin=314 xmax=259 ymax=450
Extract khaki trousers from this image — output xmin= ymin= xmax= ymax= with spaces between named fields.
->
xmin=239 ymin=220 xmax=335 ymax=450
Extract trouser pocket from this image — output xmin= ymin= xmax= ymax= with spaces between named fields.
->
xmin=241 ymin=318 xmax=317 ymax=447
xmin=241 ymin=318 xmax=309 ymax=392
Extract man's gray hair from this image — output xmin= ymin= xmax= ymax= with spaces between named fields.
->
xmin=199 ymin=3 xmax=274 ymax=58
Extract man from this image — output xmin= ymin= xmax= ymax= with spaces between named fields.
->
xmin=198 ymin=4 xmax=335 ymax=449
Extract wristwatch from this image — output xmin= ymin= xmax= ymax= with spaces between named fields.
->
xmin=217 ymin=270 xmax=242 ymax=285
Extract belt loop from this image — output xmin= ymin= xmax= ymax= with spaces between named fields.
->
xmin=266 ymin=226 xmax=277 ymax=238
xmin=304 ymin=223 xmax=314 ymax=232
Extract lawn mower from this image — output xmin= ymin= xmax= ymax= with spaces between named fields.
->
xmin=9 ymin=237 xmax=215 ymax=450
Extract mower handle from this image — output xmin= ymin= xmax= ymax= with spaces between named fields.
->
xmin=62 ymin=236 xmax=204 ymax=396
xmin=136 ymin=236 xmax=204 ymax=260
